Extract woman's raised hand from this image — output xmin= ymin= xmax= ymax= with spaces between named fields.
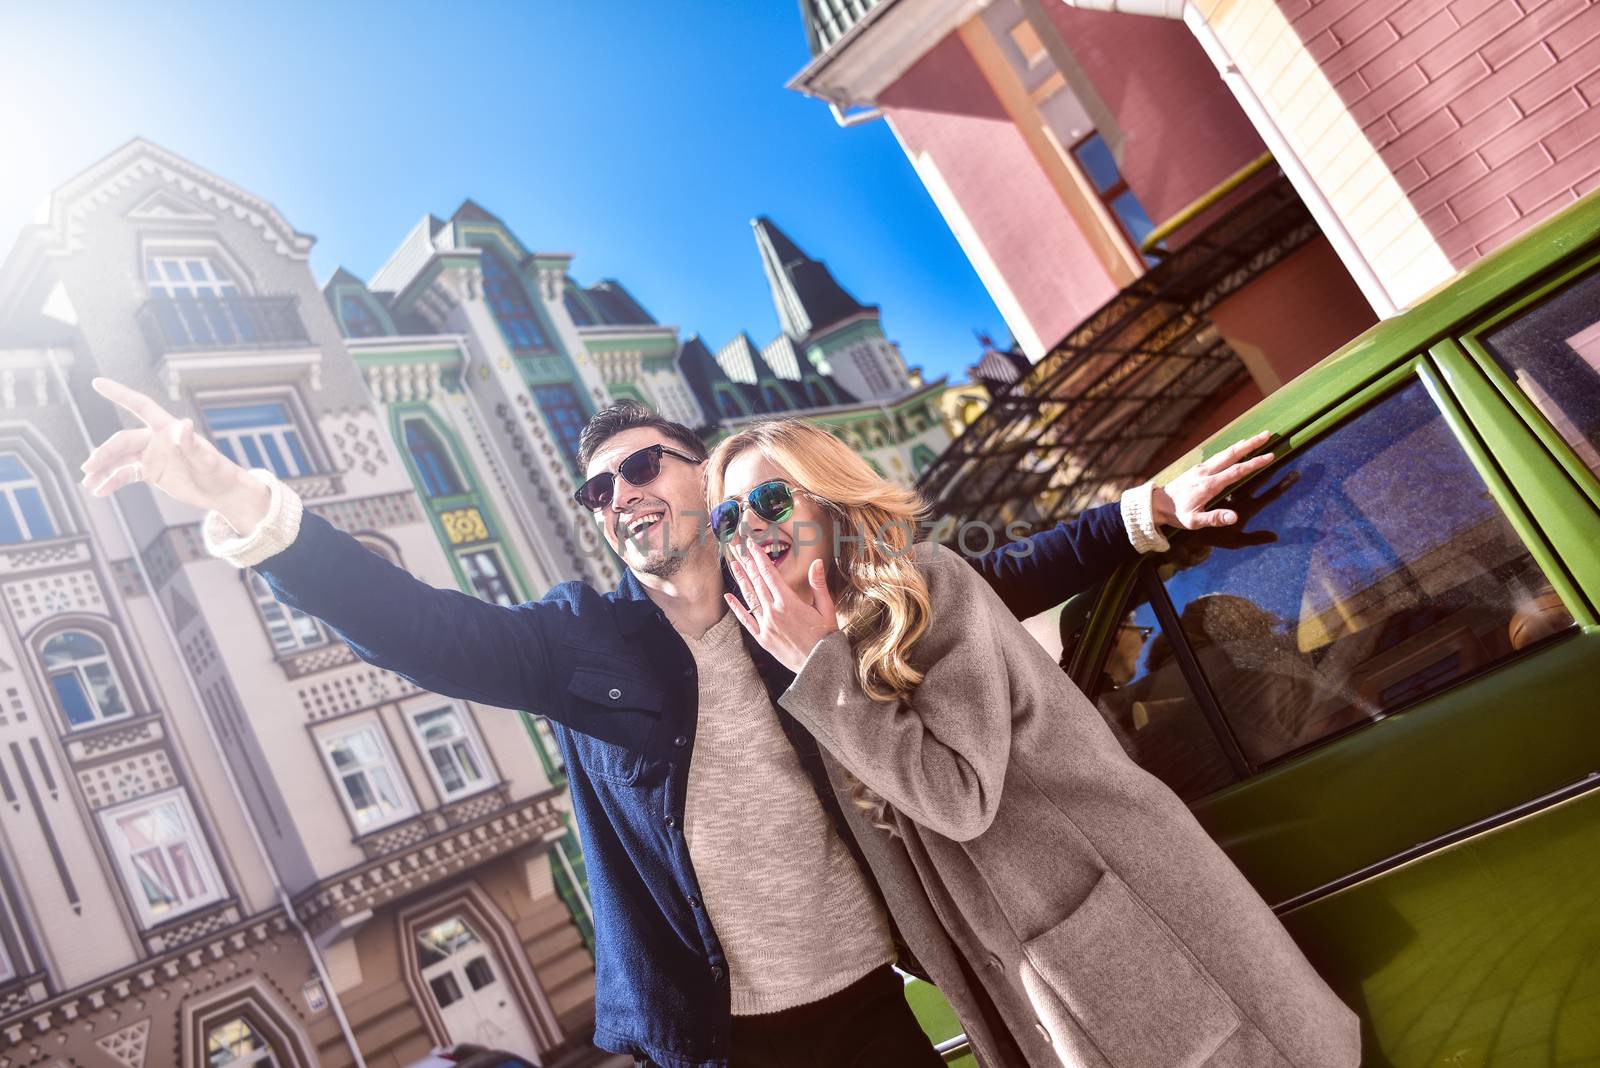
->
xmin=1154 ymin=430 xmax=1277 ymax=531
xmin=724 ymin=548 xmax=839 ymax=675
xmin=79 ymin=378 xmax=269 ymax=530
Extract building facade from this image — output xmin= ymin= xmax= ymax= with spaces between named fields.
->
xmin=793 ymin=0 xmax=1600 ymax=338
xmin=0 ymin=137 xmax=955 ymax=1068
xmin=786 ymin=0 xmax=1600 ymax=569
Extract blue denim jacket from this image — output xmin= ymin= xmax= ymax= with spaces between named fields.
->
xmin=255 ymin=503 xmax=1134 ymax=1067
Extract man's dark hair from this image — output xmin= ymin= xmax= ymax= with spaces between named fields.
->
xmin=576 ymin=400 xmax=708 ymax=472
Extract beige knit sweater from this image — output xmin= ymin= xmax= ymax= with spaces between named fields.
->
xmin=681 ymin=610 xmax=895 ymax=1015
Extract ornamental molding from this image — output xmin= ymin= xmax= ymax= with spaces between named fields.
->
xmin=37 ymin=139 xmax=313 ymax=261
xmin=293 ymin=788 xmax=567 ymax=940
xmin=0 ymin=909 xmax=295 ymax=1049
xmin=364 ymin=360 xmax=447 ymax=403
xmin=591 ymin=348 xmax=643 ymax=384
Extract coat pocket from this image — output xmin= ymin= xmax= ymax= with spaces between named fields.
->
xmin=1022 ymin=869 xmax=1239 ymax=1068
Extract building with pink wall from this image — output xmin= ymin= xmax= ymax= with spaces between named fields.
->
xmin=787 ymin=0 xmax=1600 ymax=539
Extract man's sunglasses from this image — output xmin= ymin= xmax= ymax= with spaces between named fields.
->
xmin=573 ymin=444 xmax=702 ymax=511
xmin=710 ymin=479 xmax=804 ymax=543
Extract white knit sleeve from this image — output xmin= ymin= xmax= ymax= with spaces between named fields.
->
xmin=1119 ymin=481 xmax=1170 ymax=555
xmin=202 ymin=469 xmax=304 ymax=569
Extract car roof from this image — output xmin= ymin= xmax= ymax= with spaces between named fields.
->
xmin=1153 ymin=187 xmax=1600 ymax=487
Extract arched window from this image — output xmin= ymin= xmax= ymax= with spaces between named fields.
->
xmin=338 ymin=294 xmax=384 ymax=339
xmin=42 ymin=631 xmax=130 ymax=728
xmin=762 ymin=385 xmax=788 ymax=412
xmin=480 ymin=247 xmax=551 ymax=353
xmin=206 ymin=1017 xmax=281 ymax=1067
xmin=403 ymin=420 xmax=467 ymax=497
xmin=717 ymin=392 xmax=743 ymax=420
xmin=248 ymin=572 xmax=324 ymax=654
xmin=805 ymin=380 xmax=830 ymax=408
xmin=0 ymin=453 xmax=57 ymax=543
xmin=530 ymin=384 xmax=587 ymax=466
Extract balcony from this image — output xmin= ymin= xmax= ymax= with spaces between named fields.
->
xmin=137 ymin=295 xmax=323 ymax=401
xmin=137 ymin=294 xmax=310 ymax=355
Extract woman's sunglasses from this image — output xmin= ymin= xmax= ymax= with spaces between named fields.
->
xmin=573 ymin=443 xmax=702 ymax=511
xmin=710 ymin=479 xmax=802 ymax=543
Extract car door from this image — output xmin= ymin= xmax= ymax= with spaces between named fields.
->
xmin=1077 ymin=341 xmax=1600 ymax=1064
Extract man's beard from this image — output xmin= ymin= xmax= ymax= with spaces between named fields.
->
xmin=634 ymin=544 xmax=687 ymax=579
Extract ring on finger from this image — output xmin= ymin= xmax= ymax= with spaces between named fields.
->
xmin=128 ymin=461 xmax=145 ymax=483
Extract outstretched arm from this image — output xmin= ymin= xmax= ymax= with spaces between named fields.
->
xmin=80 ymin=378 xmax=559 ymax=714
xmin=969 ymin=431 xmax=1278 ymax=619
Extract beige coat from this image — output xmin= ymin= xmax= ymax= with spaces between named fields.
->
xmin=779 ymin=543 xmax=1360 ymax=1067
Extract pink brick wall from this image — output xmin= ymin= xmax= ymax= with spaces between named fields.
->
xmin=1287 ymin=0 xmax=1600 ymax=266
xmin=880 ymin=33 xmax=1121 ymax=353
xmin=1042 ymin=5 xmax=1268 ymax=226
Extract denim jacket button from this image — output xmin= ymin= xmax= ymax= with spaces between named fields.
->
xmin=673 ymin=735 xmax=689 ymax=748
xmin=710 ymin=965 xmax=724 ymax=982
xmin=608 ymin=687 xmax=622 ymax=700
xmin=664 ymin=814 xmax=677 ymax=829
xmin=687 ymin=895 xmax=701 ymax=909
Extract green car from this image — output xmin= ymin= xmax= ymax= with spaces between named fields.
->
xmin=1051 ymin=190 xmax=1600 ymax=1067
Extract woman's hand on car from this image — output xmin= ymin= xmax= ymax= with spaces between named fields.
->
xmin=1153 ymin=430 xmax=1276 ymax=531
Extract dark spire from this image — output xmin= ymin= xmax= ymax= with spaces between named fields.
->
xmin=752 ymin=216 xmax=871 ymax=341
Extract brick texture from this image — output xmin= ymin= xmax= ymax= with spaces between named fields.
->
xmin=1285 ymin=0 xmax=1600 ymax=266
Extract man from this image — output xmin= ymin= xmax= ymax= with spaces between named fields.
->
xmin=80 ymin=380 xmax=1271 ymax=1068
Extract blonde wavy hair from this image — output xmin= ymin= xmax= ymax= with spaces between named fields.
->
xmin=706 ymin=419 xmax=933 ymax=832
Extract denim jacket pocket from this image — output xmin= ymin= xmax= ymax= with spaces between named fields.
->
xmin=563 ymin=668 xmax=660 ymax=786
xmin=1021 ymin=869 xmax=1239 ymax=1068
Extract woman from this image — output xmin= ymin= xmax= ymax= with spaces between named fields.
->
xmin=705 ymin=420 xmax=1360 ymax=1068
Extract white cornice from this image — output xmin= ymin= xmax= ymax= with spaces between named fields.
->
xmin=788 ymin=0 xmax=988 ymax=107
xmin=34 ymin=138 xmax=315 ymax=261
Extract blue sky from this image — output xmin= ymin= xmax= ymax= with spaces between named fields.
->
xmin=0 ymin=2 xmax=1004 ymax=381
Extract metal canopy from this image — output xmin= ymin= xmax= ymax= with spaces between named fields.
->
xmin=918 ymin=174 xmax=1321 ymax=538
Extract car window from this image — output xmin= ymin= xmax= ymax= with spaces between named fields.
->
xmin=1091 ymin=579 xmax=1239 ymax=801
xmin=1095 ymin=379 xmax=1573 ymax=792
xmin=1480 ymin=265 xmax=1600 ymax=482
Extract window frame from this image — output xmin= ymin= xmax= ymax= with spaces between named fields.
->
xmin=245 ymin=571 xmax=326 ymax=656
xmin=204 ymin=1014 xmax=283 ymax=1068
xmin=1077 ymin=354 xmax=1586 ymax=791
xmin=199 ymin=392 xmax=318 ymax=480
xmin=39 ymin=627 xmax=136 ymax=730
xmin=98 ymin=788 xmax=227 ymax=928
xmin=457 ymin=546 xmax=518 ymax=606
xmin=401 ymin=416 xmax=470 ymax=499
xmin=1068 ymin=131 xmax=1159 ymax=263
xmin=315 ymin=719 xmax=419 ymax=835
xmin=0 ymin=451 xmax=60 ymax=544
xmin=478 ymin=243 xmax=554 ymax=355
xmin=1455 ymin=247 xmax=1600 ymax=517
xmin=405 ymin=703 xmax=494 ymax=802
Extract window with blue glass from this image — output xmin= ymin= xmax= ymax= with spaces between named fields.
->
xmin=716 ymin=390 xmax=744 ymax=420
xmin=531 ymin=384 xmax=588 ymax=466
xmin=563 ymin=287 xmax=595 ymax=327
xmin=202 ymin=402 xmax=312 ymax=479
xmin=403 ymin=419 xmax=467 ymax=497
xmin=762 ymin=385 xmax=790 ymax=412
xmin=480 ymin=247 xmax=551 ymax=353
xmin=804 ymin=380 xmax=831 ymax=408
xmin=0 ymin=454 xmax=57 ymax=544
xmin=1071 ymin=132 xmax=1159 ymax=262
xmin=339 ymin=293 xmax=384 ymax=338
xmin=42 ymin=631 xmax=130 ymax=728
